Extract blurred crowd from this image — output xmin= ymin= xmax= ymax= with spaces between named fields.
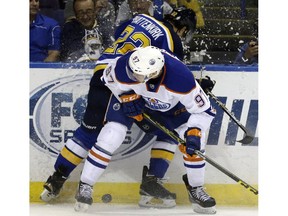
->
xmin=30 ymin=0 xmax=258 ymax=65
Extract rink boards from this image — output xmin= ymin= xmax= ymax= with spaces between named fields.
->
xmin=29 ymin=63 xmax=258 ymax=206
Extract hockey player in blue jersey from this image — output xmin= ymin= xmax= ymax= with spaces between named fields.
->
xmin=40 ymin=6 xmax=215 ymax=210
xmin=74 ymin=46 xmax=217 ymax=214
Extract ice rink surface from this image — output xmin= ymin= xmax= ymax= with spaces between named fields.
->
xmin=30 ymin=203 xmax=258 ymax=216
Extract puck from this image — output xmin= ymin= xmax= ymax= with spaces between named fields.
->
xmin=101 ymin=194 xmax=112 ymax=203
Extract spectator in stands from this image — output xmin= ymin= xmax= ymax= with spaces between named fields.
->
xmin=115 ymin=0 xmax=173 ymax=27
xmin=60 ymin=0 xmax=104 ymax=63
xmin=30 ymin=0 xmax=61 ymax=62
xmin=64 ymin=0 xmax=115 ymax=49
xmin=234 ymin=39 xmax=258 ymax=65
xmin=234 ymin=18 xmax=258 ymax=65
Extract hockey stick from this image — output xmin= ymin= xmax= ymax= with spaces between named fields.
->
xmin=205 ymin=90 xmax=254 ymax=144
xmin=142 ymin=112 xmax=258 ymax=195
xmin=197 ymin=66 xmax=254 ymax=144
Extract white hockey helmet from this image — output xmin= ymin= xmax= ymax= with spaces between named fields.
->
xmin=127 ymin=46 xmax=165 ymax=82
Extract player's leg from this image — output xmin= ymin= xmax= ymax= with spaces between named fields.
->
xmin=74 ymin=95 xmax=134 ymax=211
xmin=40 ymin=71 xmax=112 ymax=202
xmin=74 ymin=121 xmax=128 ymax=211
xmin=178 ymin=128 xmax=216 ymax=214
xmin=138 ymin=139 xmax=177 ymax=208
xmin=137 ymin=105 xmax=190 ymax=208
xmin=136 ymin=106 xmax=187 ymax=208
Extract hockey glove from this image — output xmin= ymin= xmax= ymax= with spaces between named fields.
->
xmin=184 ymin=127 xmax=202 ymax=156
xmin=197 ymin=76 xmax=216 ymax=94
xmin=119 ymin=91 xmax=145 ymax=121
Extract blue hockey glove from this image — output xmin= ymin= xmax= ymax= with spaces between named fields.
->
xmin=119 ymin=91 xmax=145 ymax=121
xmin=196 ymin=76 xmax=216 ymax=94
xmin=184 ymin=127 xmax=202 ymax=155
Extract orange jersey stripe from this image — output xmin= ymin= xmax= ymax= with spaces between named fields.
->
xmin=89 ymin=149 xmax=110 ymax=163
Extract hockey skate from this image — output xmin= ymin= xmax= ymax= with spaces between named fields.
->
xmin=138 ymin=166 xmax=176 ymax=208
xmin=40 ymin=171 xmax=67 ymax=202
xmin=183 ymin=174 xmax=216 ymax=214
xmin=74 ymin=181 xmax=93 ymax=212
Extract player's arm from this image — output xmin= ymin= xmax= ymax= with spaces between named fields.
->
xmin=119 ymin=90 xmax=145 ymax=122
xmin=45 ymin=24 xmax=61 ymax=62
xmin=101 ymin=62 xmax=125 ymax=101
xmin=181 ymin=82 xmax=216 ymax=129
xmin=178 ymin=83 xmax=216 ymax=156
xmin=102 ymin=66 xmax=145 ymax=121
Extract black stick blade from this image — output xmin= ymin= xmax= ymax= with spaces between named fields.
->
xmin=237 ymin=134 xmax=254 ymax=144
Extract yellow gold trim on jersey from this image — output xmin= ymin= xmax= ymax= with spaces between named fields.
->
xmin=151 ymin=149 xmax=175 ymax=161
xmin=60 ymin=146 xmax=83 ymax=166
xmin=94 ymin=64 xmax=108 ymax=73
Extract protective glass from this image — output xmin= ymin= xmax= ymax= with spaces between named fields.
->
xmin=183 ymin=29 xmax=194 ymax=44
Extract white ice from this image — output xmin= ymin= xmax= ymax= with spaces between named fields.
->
xmin=30 ymin=203 xmax=258 ymax=216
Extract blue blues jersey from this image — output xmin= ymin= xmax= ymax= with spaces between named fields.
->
xmin=94 ymin=14 xmax=183 ymax=73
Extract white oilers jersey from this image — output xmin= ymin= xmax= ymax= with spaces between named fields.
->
xmin=102 ymin=50 xmax=216 ymax=130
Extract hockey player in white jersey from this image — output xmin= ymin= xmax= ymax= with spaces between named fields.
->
xmin=74 ymin=46 xmax=217 ymax=214
xmin=40 ymin=7 xmax=217 ymax=209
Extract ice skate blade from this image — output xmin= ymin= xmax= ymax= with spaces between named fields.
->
xmin=74 ymin=201 xmax=91 ymax=212
xmin=40 ymin=189 xmax=58 ymax=202
xmin=192 ymin=203 xmax=216 ymax=214
xmin=138 ymin=195 xmax=176 ymax=208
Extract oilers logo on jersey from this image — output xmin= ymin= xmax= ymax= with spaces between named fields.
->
xmin=113 ymin=102 xmax=121 ymax=111
xmin=143 ymin=97 xmax=171 ymax=111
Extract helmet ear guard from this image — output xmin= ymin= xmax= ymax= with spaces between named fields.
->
xmin=127 ymin=46 xmax=165 ymax=82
